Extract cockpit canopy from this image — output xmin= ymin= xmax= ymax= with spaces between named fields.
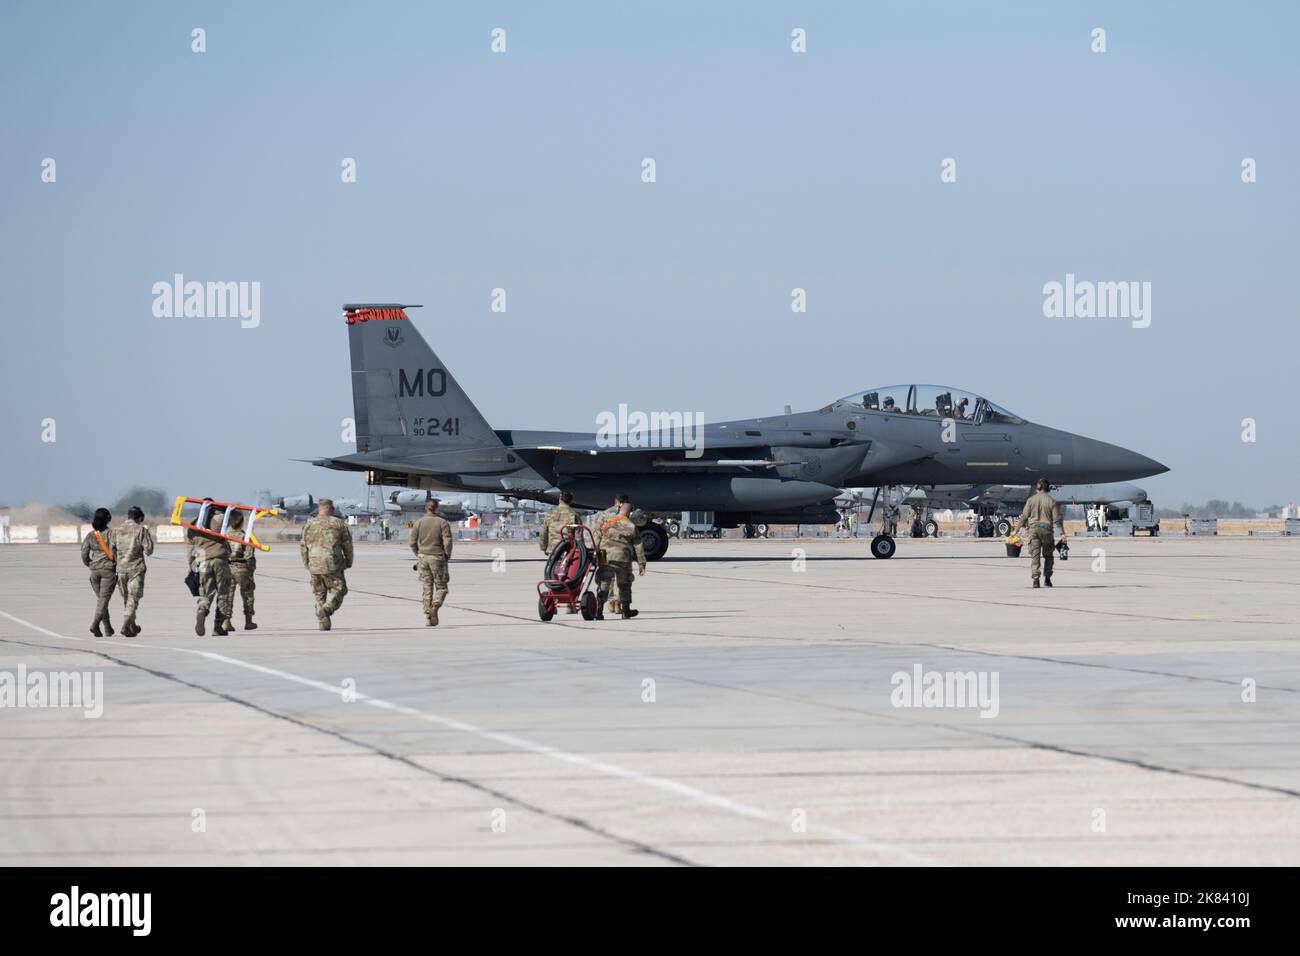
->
xmin=830 ymin=384 xmax=1026 ymax=425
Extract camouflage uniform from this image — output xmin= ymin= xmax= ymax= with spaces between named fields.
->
xmin=80 ymin=528 xmax=118 ymax=635
xmin=410 ymin=513 xmax=453 ymax=625
xmin=300 ymin=513 xmax=353 ymax=629
xmin=595 ymin=514 xmax=647 ymax=614
xmin=228 ymin=520 xmax=258 ymax=627
xmin=111 ymin=519 xmax=154 ymax=634
xmin=589 ymin=505 xmax=623 ymax=612
xmin=1017 ymin=491 xmax=1063 ymax=585
xmin=188 ymin=510 xmax=234 ymax=633
xmin=539 ymin=502 xmax=581 ymax=555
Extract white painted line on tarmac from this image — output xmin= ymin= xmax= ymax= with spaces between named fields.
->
xmin=0 ymin=608 xmax=937 ymax=865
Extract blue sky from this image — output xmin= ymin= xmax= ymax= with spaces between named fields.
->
xmin=2 ymin=1 xmax=1297 ymax=508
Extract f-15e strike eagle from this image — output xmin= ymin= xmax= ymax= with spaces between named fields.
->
xmin=311 ymin=305 xmax=1167 ymax=560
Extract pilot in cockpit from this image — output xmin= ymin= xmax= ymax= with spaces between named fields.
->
xmin=956 ymin=397 xmax=970 ymax=420
xmin=882 ymin=396 xmax=897 ymax=412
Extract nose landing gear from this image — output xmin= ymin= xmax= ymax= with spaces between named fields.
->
xmin=866 ymin=485 xmax=899 ymax=559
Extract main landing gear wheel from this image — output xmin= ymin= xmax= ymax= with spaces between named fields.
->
xmin=995 ymin=518 xmax=1012 ymax=537
xmin=580 ymin=591 xmax=597 ymax=621
xmin=923 ymin=519 xmax=939 ymax=538
xmin=870 ymin=534 xmax=896 ymax=559
xmin=537 ymin=596 xmax=555 ymax=622
xmin=641 ymin=522 xmax=670 ymax=561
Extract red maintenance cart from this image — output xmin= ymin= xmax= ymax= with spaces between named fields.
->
xmin=536 ymin=524 xmax=600 ymax=621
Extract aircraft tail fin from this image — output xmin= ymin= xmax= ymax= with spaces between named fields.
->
xmin=343 ymin=304 xmax=504 ymax=453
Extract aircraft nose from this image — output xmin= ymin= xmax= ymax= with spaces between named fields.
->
xmin=1072 ymin=437 xmax=1168 ymax=481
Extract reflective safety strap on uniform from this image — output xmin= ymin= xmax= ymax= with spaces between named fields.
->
xmin=93 ymin=531 xmax=115 ymax=563
xmin=601 ymin=515 xmax=628 ymax=532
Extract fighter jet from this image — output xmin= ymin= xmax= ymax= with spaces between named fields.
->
xmin=311 ymin=305 xmax=1167 ymax=560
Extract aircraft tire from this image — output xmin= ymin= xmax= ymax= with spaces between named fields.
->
xmin=924 ymin=519 xmax=939 ymax=537
xmin=870 ymin=534 xmax=896 ymax=559
xmin=641 ymin=522 xmax=670 ymax=562
xmin=995 ymin=518 xmax=1012 ymax=537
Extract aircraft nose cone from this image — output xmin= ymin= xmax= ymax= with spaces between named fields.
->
xmin=1072 ymin=437 xmax=1168 ymax=481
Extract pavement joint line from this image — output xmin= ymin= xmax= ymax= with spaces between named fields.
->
xmin=51 ymin=555 xmax=1300 ymax=802
xmin=0 ymin=624 xmax=692 ymax=867
xmin=0 ymin=609 xmax=937 ymax=866
xmin=648 ymin=565 xmax=1292 ymax=627
xmin=511 ymin=647 xmax=1300 ymax=802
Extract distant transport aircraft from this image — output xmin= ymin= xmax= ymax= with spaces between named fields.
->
xmin=271 ymin=491 xmax=475 ymax=524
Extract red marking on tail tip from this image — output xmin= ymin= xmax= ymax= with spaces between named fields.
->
xmin=345 ymin=307 xmax=408 ymax=325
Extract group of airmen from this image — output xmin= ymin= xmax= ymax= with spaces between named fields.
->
xmin=539 ymin=491 xmax=648 ymax=619
xmin=79 ymin=497 xmax=357 ymax=637
xmin=81 ymin=481 xmax=1063 ymax=634
xmin=80 ymin=506 xmax=155 ymax=637
xmin=79 ymin=489 xmax=648 ymax=636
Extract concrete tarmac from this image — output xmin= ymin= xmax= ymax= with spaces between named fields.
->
xmin=1 ymin=535 xmax=1298 ymax=866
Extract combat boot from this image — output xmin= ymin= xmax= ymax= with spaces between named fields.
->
xmin=607 ymin=600 xmax=620 ymax=614
xmin=317 ymin=607 xmax=331 ymax=631
xmin=1044 ymin=574 xmax=1053 ymax=588
xmin=1032 ymin=580 xmax=1041 ymax=588
xmin=123 ymin=618 xmax=137 ymax=637
xmin=213 ymin=618 xmax=228 ymax=637
xmin=103 ymin=616 xmax=114 ymax=637
xmin=621 ymin=607 xmax=639 ymax=619
xmin=244 ymin=614 xmax=257 ymax=631
xmin=89 ymin=619 xmax=103 ymax=638
xmin=195 ymin=607 xmax=206 ymax=636
xmin=428 ymin=605 xmax=439 ymax=627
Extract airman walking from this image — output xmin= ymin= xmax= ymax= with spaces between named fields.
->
xmin=1016 ymin=478 xmax=1067 ymax=588
xmin=410 ymin=499 xmax=453 ymax=626
xmin=81 ymin=507 xmax=118 ymax=637
xmin=111 ymin=506 xmax=154 ymax=636
xmin=539 ymin=490 xmax=580 ymax=556
xmin=300 ymin=498 xmax=354 ymax=630
xmin=227 ymin=510 xmax=258 ymax=630
xmin=188 ymin=501 xmax=235 ymax=635
xmin=591 ymin=494 xmax=626 ymax=615
xmin=594 ymin=498 xmax=647 ymax=620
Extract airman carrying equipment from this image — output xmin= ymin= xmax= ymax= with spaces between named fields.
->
xmin=170 ymin=496 xmax=279 ymax=551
